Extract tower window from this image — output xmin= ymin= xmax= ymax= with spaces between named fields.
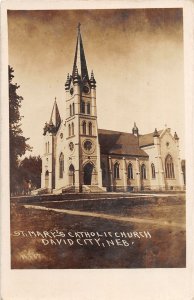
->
xmin=88 ymin=122 xmax=92 ymax=136
xmin=48 ymin=141 xmax=49 ymax=153
xmin=82 ymin=121 xmax=86 ymax=135
xmin=128 ymin=163 xmax=133 ymax=179
xmin=141 ymin=164 xmax=146 ymax=180
xmin=81 ymin=101 xmax=85 ymax=114
xmin=72 ymin=122 xmax=74 ymax=135
xmin=114 ymin=162 xmax=120 ymax=179
xmin=151 ymin=163 xmax=156 ymax=179
xmin=70 ymin=104 xmax=72 ymax=117
xmin=59 ymin=152 xmax=64 ymax=179
xmin=165 ymin=155 xmax=175 ymax=179
xmin=87 ymin=103 xmax=90 ymax=115
xmin=72 ymin=103 xmax=75 ymax=115
xmin=68 ymin=124 xmax=71 ymax=137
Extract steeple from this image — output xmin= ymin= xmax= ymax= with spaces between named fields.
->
xmin=49 ymin=98 xmax=61 ymax=127
xmin=72 ymin=23 xmax=89 ymax=81
xmin=43 ymin=98 xmax=61 ymax=135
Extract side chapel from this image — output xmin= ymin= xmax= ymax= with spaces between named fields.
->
xmin=41 ymin=25 xmax=185 ymax=193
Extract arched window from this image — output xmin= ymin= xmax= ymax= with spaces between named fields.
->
xmin=82 ymin=121 xmax=86 ymax=135
xmin=68 ymin=124 xmax=71 ymax=137
xmin=72 ymin=122 xmax=74 ymax=135
xmin=114 ymin=162 xmax=120 ymax=179
xmin=59 ymin=153 xmax=64 ymax=178
xmin=70 ymin=104 xmax=72 ymax=116
xmin=45 ymin=170 xmax=49 ymax=188
xmin=81 ymin=101 xmax=85 ymax=114
xmin=165 ymin=155 xmax=175 ymax=178
xmin=87 ymin=103 xmax=90 ymax=115
xmin=141 ymin=164 xmax=146 ymax=180
xmin=128 ymin=163 xmax=133 ymax=179
xmin=69 ymin=164 xmax=75 ymax=185
xmin=72 ymin=103 xmax=75 ymax=115
xmin=151 ymin=163 xmax=156 ymax=179
xmin=88 ymin=122 xmax=92 ymax=136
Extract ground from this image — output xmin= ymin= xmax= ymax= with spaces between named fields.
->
xmin=10 ymin=192 xmax=186 ymax=269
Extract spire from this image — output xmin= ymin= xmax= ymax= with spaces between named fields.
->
xmin=49 ymin=97 xmax=61 ymax=128
xmin=43 ymin=98 xmax=61 ymax=135
xmin=132 ymin=122 xmax=139 ymax=136
xmin=72 ymin=23 xmax=89 ymax=81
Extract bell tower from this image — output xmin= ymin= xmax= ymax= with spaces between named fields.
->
xmin=64 ymin=24 xmax=102 ymax=192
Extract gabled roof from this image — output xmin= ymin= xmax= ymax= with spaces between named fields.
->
xmin=98 ymin=129 xmax=148 ymax=157
xmin=139 ymin=130 xmax=163 ymax=147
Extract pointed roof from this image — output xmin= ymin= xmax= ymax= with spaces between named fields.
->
xmin=72 ymin=23 xmax=89 ymax=80
xmin=49 ymin=98 xmax=61 ymax=128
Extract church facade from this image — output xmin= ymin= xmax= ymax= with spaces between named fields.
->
xmin=41 ymin=26 xmax=185 ymax=193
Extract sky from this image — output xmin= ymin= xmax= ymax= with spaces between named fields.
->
xmin=8 ymin=9 xmax=184 ymax=158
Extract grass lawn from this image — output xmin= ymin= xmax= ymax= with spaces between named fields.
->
xmin=11 ymin=193 xmax=186 ymax=269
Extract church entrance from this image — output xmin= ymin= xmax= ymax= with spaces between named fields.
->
xmin=83 ymin=163 xmax=94 ymax=185
xmin=69 ymin=164 xmax=75 ymax=185
xmin=45 ymin=170 xmax=49 ymax=188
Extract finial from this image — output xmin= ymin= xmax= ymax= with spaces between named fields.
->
xmin=90 ymin=70 xmax=96 ymax=87
xmin=153 ymin=128 xmax=159 ymax=137
xmin=132 ymin=122 xmax=139 ymax=136
xmin=174 ymin=132 xmax=179 ymax=140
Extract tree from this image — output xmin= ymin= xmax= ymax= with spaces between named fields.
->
xmin=19 ymin=156 xmax=42 ymax=190
xmin=9 ymin=66 xmax=32 ymax=193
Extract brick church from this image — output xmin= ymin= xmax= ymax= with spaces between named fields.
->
xmin=41 ymin=25 xmax=185 ymax=193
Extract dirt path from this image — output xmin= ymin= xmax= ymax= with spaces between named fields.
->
xmin=24 ymin=204 xmax=185 ymax=229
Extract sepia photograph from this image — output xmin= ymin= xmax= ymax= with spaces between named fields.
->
xmin=8 ymin=8 xmax=186 ymax=269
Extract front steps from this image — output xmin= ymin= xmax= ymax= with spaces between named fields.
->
xmin=82 ymin=185 xmax=106 ymax=193
xmin=53 ymin=185 xmax=106 ymax=194
xmin=36 ymin=184 xmax=107 ymax=194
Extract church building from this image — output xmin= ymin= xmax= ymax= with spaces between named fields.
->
xmin=41 ymin=26 xmax=185 ymax=193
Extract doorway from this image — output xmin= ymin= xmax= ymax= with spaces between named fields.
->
xmin=83 ymin=163 xmax=94 ymax=185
